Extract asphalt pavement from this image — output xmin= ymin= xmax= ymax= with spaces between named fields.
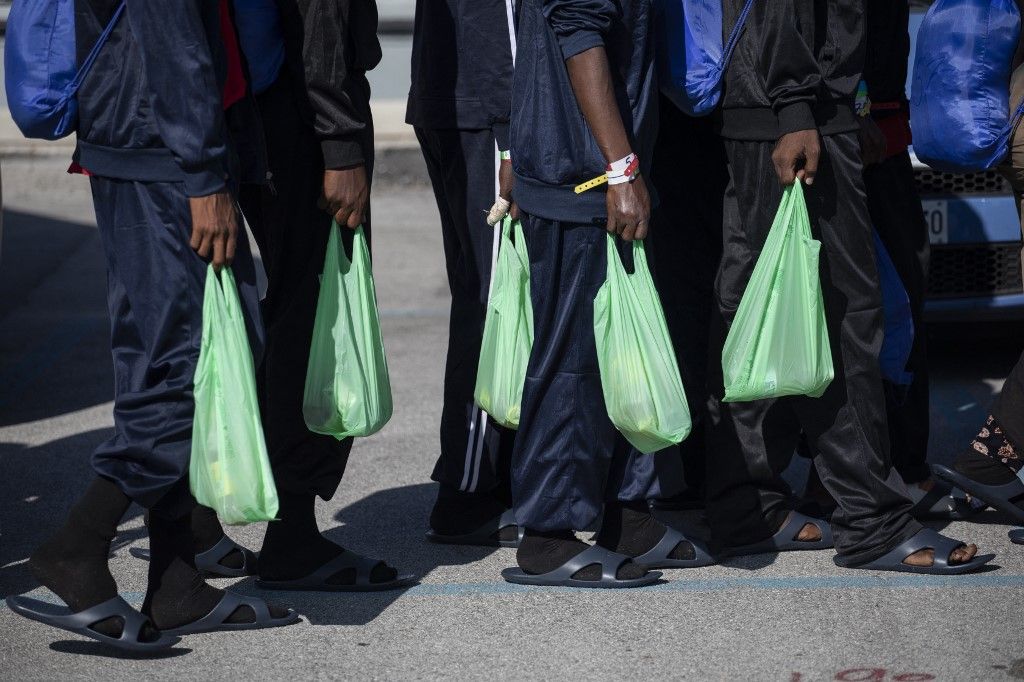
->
xmin=1 ymin=153 xmax=1023 ymax=681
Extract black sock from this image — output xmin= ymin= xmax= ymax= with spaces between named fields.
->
xmin=516 ymin=529 xmax=646 ymax=581
xmin=595 ymin=501 xmax=695 ymax=561
xmin=259 ymin=492 xmax=397 ymax=584
xmin=29 ymin=477 xmax=160 ymax=640
xmin=142 ymin=512 xmax=289 ymax=629
xmin=953 ymin=448 xmax=1019 ymax=485
xmin=429 ymin=486 xmax=515 ymax=541
xmin=190 ymin=504 xmax=244 ymax=570
xmin=953 ymin=416 xmax=1022 ymax=485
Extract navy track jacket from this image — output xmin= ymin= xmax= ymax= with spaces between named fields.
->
xmin=406 ymin=0 xmax=516 ymax=149
xmin=74 ymin=0 xmax=232 ymax=197
xmin=511 ymin=0 xmax=658 ymax=224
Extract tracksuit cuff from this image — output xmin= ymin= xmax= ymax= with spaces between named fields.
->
xmin=777 ymin=102 xmax=817 ymax=138
xmin=322 ymin=138 xmax=365 ymax=170
xmin=557 ymin=30 xmax=604 ymax=62
xmin=183 ymin=161 xmax=229 ymax=197
xmin=494 ymin=122 xmax=511 ymax=152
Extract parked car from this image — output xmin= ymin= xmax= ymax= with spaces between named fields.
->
xmin=909 ymin=2 xmax=1024 ymax=322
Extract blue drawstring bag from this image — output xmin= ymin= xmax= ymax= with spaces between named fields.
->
xmin=910 ymin=0 xmax=1023 ymax=172
xmin=654 ymin=0 xmax=755 ymax=117
xmin=4 ymin=0 xmax=126 ymax=140
xmin=874 ymin=232 xmax=915 ymax=387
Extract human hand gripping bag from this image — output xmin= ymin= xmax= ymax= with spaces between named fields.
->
xmin=594 ymin=235 xmax=692 ymax=454
xmin=721 ymin=181 xmax=834 ymax=402
xmin=474 ymin=217 xmax=534 ymax=429
xmin=190 ymin=266 xmax=279 ymax=525
xmin=303 ymin=224 xmax=393 ymax=439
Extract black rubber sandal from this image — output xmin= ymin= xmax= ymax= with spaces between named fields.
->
xmin=161 ymin=591 xmax=299 ymax=636
xmin=501 ymin=544 xmax=662 ymax=588
xmin=5 ymin=595 xmax=179 ymax=652
xmin=933 ymin=464 xmax=1024 ymax=525
xmin=256 ymin=550 xmax=417 ymax=592
xmin=633 ymin=526 xmax=715 ymax=569
xmin=718 ymin=511 xmax=834 ymax=558
xmin=907 ymin=479 xmax=978 ymax=521
xmin=841 ymin=528 xmax=994 ymax=575
xmin=1010 ymin=528 xmax=1024 ymax=545
xmin=130 ymin=536 xmax=259 ymax=578
xmin=426 ymin=509 xmax=523 ymax=548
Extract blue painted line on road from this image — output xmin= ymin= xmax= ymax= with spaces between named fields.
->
xmin=8 ymin=574 xmax=1022 ymax=611
xmin=399 ymin=573 xmax=1024 ymax=596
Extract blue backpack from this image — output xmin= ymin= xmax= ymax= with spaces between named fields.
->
xmin=910 ymin=0 xmax=1023 ymax=173
xmin=874 ymin=232 xmax=914 ymax=388
xmin=654 ymin=0 xmax=755 ymax=117
xmin=5 ymin=0 xmax=126 ymax=140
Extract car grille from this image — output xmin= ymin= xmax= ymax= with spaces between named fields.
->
xmin=914 ymin=168 xmax=1011 ymax=195
xmin=928 ymin=243 xmax=1024 ymax=298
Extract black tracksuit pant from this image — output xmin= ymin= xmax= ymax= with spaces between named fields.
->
xmin=865 ymin=151 xmax=932 ymax=484
xmin=238 ymin=72 xmax=373 ymax=501
xmin=707 ymin=133 xmax=921 ymax=565
xmin=416 ymin=127 xmax=516 ymax=500
xmin=91 ymin=176 xmax=263 ymax=518
xmin=647 ymin=96 xmax=729 ymax=499
xmin=511 ymin=214 xmax=684 ymax=531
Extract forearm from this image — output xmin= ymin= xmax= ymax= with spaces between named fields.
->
xmin=565 ymin=46 xmax=632 ymax=162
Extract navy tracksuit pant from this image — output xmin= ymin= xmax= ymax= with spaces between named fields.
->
xmin=416 ymin=127 xmax=516 ymax=501
xmin=512 ymin=214 xmax=683 ymax=532
xmin=706 ymin=134 xmax=921 ymax=565
xmin=90 ymin=176 xmax=263 ymax=518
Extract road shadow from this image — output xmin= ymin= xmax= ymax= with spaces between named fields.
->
xmin=0 ymin=208 xmax=114 ymax=427
xmin=0 ymin=428 xmax=145 ymax=600
xmin=233 ymin=482 xmax=505 ymax=626
xmin=49 ymin=640 xmax=192 ymax=660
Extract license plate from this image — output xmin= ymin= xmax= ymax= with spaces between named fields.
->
xmin=922 ymin=199 xmax=948 ymax=244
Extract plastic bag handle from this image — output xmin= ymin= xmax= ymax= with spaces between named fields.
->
xmin=604 ymin=233 xmax=653 ymax=280
xmin=330 ymin=222 xmax=370 ymax=271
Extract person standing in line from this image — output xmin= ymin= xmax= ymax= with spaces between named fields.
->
xmin=407 ymin=0 xmax=523 ymax=546
xmin=7 ymin=0 xmax=296 ymax=651
xmin=235 ymin=0 xmax=413 ymax=591
xmin=706 ymin=0 xmax=989 ymax=574
xmin=802 ymin=0 xmax=972 ymax=520
xmin=502 ymin=0 xmax=710 ymax=589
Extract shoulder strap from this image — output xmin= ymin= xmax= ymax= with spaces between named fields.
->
xmin=720 ymin=0 xmax=757 ymax=70
xmin=64 ymin=1 xmax=128 ymax=99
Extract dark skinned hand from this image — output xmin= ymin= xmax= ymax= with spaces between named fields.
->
xmin=498 ymin=158 xmax=519 ymax=220
xmin=772 ymin=129 xmax=821 ymax=186
xmin=857 ymin=116 xmax=888 ymax=167
xmin=606 ymin=175 xmax=650 ymax=241
xmin=189 ymin=191 xmax=238 ymax=270
xmin=321 ymin=165 xmax=368 ymax=229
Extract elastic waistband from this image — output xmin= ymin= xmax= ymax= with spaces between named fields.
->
xmin=76 ymin=141 xmax=186 ymax=184
xmin=719 ymin=103 xmax=859 ymax=141
xmin=512 ymin=173 xmax=608 ymax=225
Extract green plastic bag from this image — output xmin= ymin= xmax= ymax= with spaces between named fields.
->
xmin=190 ymin=266 xmax=279 ymax=525
xmin=594 ymin=235 xmax=692 ymax=454
xmin=474 ymin=217 xmax=534 ymax=428
xmin=722 ymin=181 xmax=834 ymax=402
xmin=303 ymin=224 xmax=393 ymax=438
